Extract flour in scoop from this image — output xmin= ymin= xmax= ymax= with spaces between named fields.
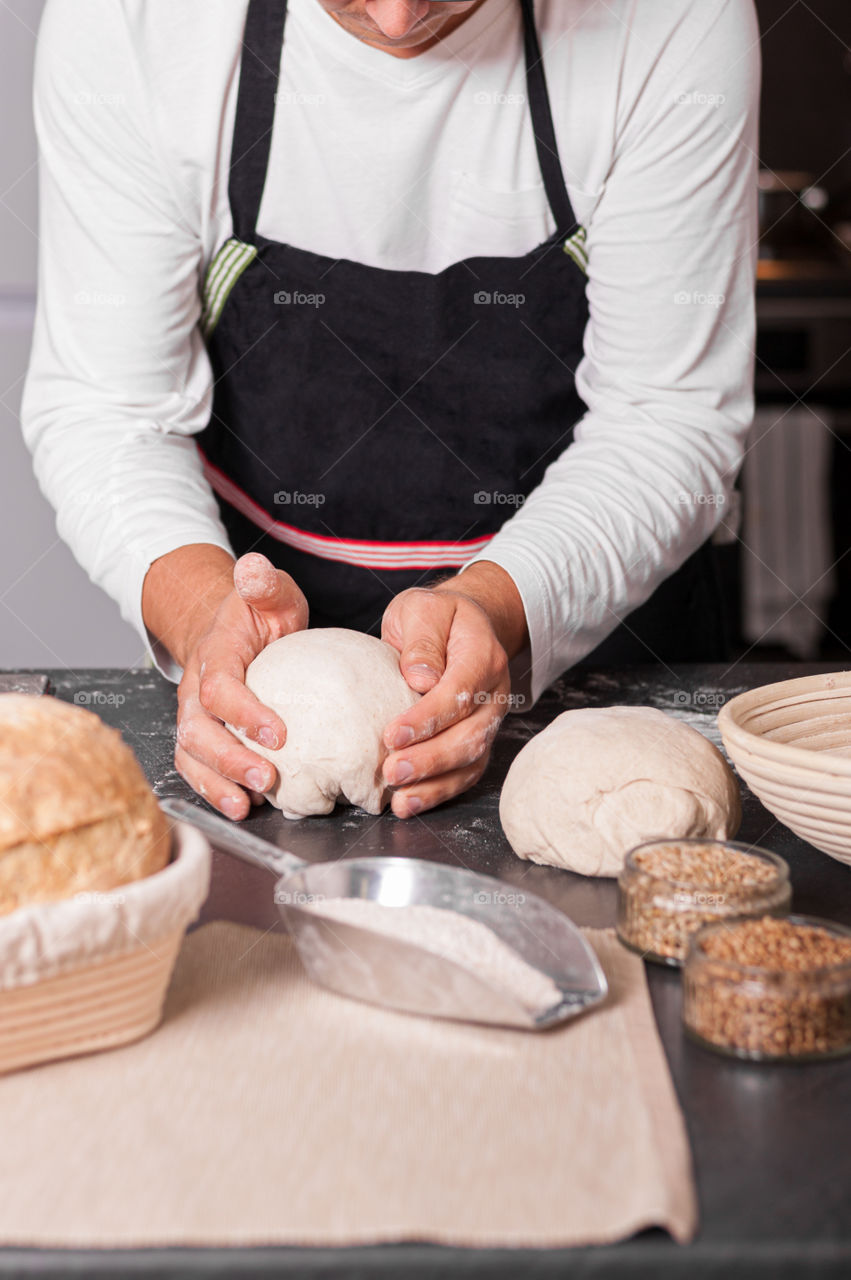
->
xmin=302 ymin=898 xmax=562 ymax=1014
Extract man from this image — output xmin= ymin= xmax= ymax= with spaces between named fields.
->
xmin=21 ymin=0 xmax=759 ymax=821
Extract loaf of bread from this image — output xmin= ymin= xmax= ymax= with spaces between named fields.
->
xmin=0 ymin=694 xmax=171 ymax=916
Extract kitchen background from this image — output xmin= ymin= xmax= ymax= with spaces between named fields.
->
xmin=1 ymin=0 xmax=850 ymax=669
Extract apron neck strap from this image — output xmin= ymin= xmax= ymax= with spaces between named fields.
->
xmin=228 ymin=0 xmax=290 ymax=243
xmin=519 ymin=0 xmax=578 ymax=235
xmin=228 ymin=0 xmax=579 ymax=244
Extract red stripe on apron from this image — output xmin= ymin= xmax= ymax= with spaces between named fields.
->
xmin=198 ymin=451 xmax=495 ymax=570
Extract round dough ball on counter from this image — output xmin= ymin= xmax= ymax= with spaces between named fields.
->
xmin=231 ymin=628 xmax=421 ymax=819
xmin=499 ymin=706 xmax=741 ymax=877
xmin=0 ymin=694 xmax=171 ymax=916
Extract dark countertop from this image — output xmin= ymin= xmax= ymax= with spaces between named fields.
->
xmin=2 ymin=662 xmax=850 ymax=1279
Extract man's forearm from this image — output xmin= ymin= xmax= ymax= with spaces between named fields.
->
xmin=433 ymin=560 xmax=529 ymax=661
xmin=142 ymin=543 xmax=237 ymax=669
xmin=144 ymin=548 xmax=528 ymax=673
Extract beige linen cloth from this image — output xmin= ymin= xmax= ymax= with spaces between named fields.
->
xmin=0 ymin=922 xmax=697 ymax=1248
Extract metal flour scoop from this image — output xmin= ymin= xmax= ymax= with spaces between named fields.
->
xmin=160 ymin=798 xmax=607 ymax=1031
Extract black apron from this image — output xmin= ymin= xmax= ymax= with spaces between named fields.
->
xmin=195 ymin=0 xmax=727 ymax=664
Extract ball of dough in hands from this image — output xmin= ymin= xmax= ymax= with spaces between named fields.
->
xmin=230 ymin=628 xmax=421 ymax=819
xmin=499 ymin=706 xmax=741 ymax=877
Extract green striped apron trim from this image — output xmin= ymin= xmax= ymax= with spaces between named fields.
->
xmin=202 ymin=230 xmax=585 ymax=331
xmin=200 ymin=238 xmax=259 ymax=337
xmin=563 ymin=226 xmax=588 ymax=275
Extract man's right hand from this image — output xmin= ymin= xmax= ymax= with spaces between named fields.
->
xmin=143 ymin=546 xmax=308 ymax=820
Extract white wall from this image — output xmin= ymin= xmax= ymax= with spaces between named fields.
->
xmin=0 ymin=0 xmax=144 ymax=669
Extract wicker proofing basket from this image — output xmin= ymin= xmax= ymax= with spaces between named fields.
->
xmin=718 ymin=671 xmax=851 ymax=867
xmin=0 ymin=819 xmax=210 ymax=1075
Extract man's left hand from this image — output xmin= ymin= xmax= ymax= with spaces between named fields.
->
xmin=381 ymin=562 xmax=528 ymax=818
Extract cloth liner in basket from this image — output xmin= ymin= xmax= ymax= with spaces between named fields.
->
xmin=0 ymin=819 xmax=210 ymax=1074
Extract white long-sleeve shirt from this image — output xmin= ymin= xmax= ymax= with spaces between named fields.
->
xmin=21 ymin=0 xmax=760 ymax=704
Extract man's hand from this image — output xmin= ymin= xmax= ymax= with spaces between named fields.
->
xmin=143 ymin=547 xmax=308 ymax=820
xmin=381 ymin=562 xmax=528 ymax=818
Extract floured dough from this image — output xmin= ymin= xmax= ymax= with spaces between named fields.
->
xmin=499 ymin=706 xmax=741 ymax=877
xmin=231 ymin=629 xmax=421 ymax=819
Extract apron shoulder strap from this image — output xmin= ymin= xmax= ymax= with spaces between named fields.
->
xmin=520 ymin=0 xmax=579 ymax=237
xmin=228 ymin=0 xmax=289 ymax=243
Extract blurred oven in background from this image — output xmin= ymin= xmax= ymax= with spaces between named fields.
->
xmin=728 ymin=1 xmax=851 ymax=662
